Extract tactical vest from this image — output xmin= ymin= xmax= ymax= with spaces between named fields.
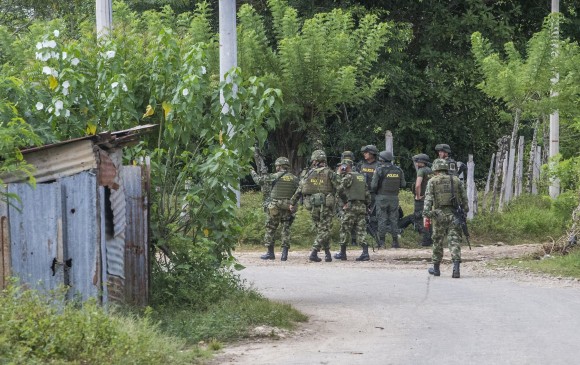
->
xmin=376 ymin=164 xmax=402 ymax=195
xmin=447 ymin=158 xmax=458 ymax=176
xmin=359 ymin=160 xmax=378 ymax=190
xmin=417 ymin=166 xmax=433 ymax=197
xmin=302 ymin=167 xmax=334 ymax=195
xmin=270 ymin=172 xmax=299 ymax=199
xmin=431 ymin=175 xmax=460 ymax=209
xmin=345 ymin=172 xmax=366 ymax=201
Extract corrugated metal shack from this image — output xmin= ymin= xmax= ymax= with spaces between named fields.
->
xmin=0 ymin=125 xmax=154 ymax=306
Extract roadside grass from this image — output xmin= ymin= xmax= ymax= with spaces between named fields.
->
xmin=498 ymin=249 xmax=580 ymax=278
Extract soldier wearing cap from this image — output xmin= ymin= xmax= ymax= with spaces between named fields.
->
xmin=333 ymin=158 xmax=370 ymax=261
xmin=434 ymin=143 xmax=467 ymax=181
xmin=290 ymin=149 xmax=339 ymax=263
xmin=357 ymin=145 xmax=380 ymax=246
xmin=370 ymin=150 xmax=406 ymax=251
xmin=412 ymin=153 xmax=433 ymax=246
xmin=253 ymin=157 xmax=299 ymax=261
xmin=423 ymin=158 xmax=468 ymax=278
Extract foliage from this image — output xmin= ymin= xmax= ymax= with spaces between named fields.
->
xmin=0 ymin=282 xmax=203 ymax=364
xmin=500 ymin=248 xmax=580 ymax=279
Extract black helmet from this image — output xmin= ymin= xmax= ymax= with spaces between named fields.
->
xmin=360 ymin=145 xmax=379 ymax=155
xmin=435 ymin=144 xmax=451 ymax=153
xmin=379 ymin=150 xmax=393 ymax=162
xmin=412 ymin=153 xmax=430 ymax=164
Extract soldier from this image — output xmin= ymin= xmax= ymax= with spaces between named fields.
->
xmin=290 ymin=150 xmax=339 ymax=262
xmin=333 ymin=159 xmax=371 ymax=261
xmin=423 ymin=158 xmax=469 ymax=278
xmin=250 ymin=165 xmax=272 ymax=213
xmin=358 ymin=145 xmax=380 ymax=246
xmin=336 ymin=150 xmax=358 ymax=246
xmin=434 ymin=143 xmax=467 ymax=181
xmin=412 ymin=153 xmax=433 ymax=246
xmin=371 ymin=151 xmax=406 ymax=248
xmin=255 ymin=157 xmax=299 ymax=261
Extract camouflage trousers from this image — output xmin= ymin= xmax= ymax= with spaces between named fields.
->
xmin=307 ymin=204 xmax=334 ymax=251
xmin=375 ymin=195 xmax=399 ymax=241
xmin=431 ymin=211 xmax=462 ymax=263
xmin=263 ymin=199 xmax=293 ymax=248
xmin=338 ymin=201 xmax=367 ymax=247
xmin=414 ymin=200 xmax=432 ymax=244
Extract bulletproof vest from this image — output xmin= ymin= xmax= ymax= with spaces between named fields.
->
xmin=302 ymin=167 xmax=334 ymax=195
xmin=270 ymin=172 xmax=299 ymax=199
xmin=417 ymin=166 xmax=433 ymax=197
xmin=376 ymin=164 xmax=402 ymax=195
xmin=345 ymin=172 xmax=366 ymax=201
xmin=359 ymin=160 xmax=378 ymax=189
xmin=431 ymin=174 xmax=460 ymax=208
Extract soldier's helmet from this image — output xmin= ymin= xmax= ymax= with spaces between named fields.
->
xmin=311 ymin=149 xmax=327 ymax=162
xmin=274 ymin=157 xmax=290 ymax=168
xmin=412 ymin=153 xmax=430 ymax=163
xmin=432 ymin=158 xmax=449 ymax=171
xmin=435 ymin=144 xmax=452 ymax=153
xmin=341 ymin=150 xmax=355 ymax=161
xmin=379 ymin=150 xmax=393 ymax=162
xmin=360 ymin=145 xmax=379 ymax=155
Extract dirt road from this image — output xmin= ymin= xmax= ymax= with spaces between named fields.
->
xmin=208 ymin=244 xmax=580 ymax=365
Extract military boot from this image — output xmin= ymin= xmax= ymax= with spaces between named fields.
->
xmin=452 ymin=261 xmax=460 ymax=278
xmin=355 ymin=244 xmax=370 ymax=261
xmin=391 ymin=236 xmax=400 ymax=249
xmin=309 ymin=249 xmax=322 ymax=262
xmin=333 ymin=245 xmax=347 ymax=260
xmin=281 ymin=247 xmax=289 ymax=261
xmin=324 ymin=248 xmax=332 ymax=262
xmin=260 ymin=245 xmax=275 ymax=260
xmin=428 ymin=263 xmax=440 ymax=276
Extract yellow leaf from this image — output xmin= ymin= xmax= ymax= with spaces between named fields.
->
xmin=49 ymin=75 xmax=58 ymax=90
xmin=219 ymin=131 xmax=223 ymax=145
xmin=162 ymin=101 xmax=171 ymax=119
xmin=86 ymin=122 xmax=97 ymax=135
xmin=203 ymin=228 xmax=210 ymax=237
xmin=142 ymin=104 xmax=154 ymax=118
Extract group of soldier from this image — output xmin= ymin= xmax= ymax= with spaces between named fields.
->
xmin=250 ymin=143 xmax=469 ymax=278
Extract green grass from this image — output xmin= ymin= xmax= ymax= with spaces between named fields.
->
xmin=500 ymin=249 xmax=580 ymax=278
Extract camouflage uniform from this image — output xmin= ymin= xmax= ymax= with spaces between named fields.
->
xmin=357 ymin=145 xmax=380 ymax=245
xmin=412 ymin=154 xmax=433 ymax=246
xmin=333 ymin=160 xmax=371 ymax=260
xmin=423 ymin=158 xmax=468 ymax=277
xmin=250 ymin=169 xmax=272 ymax=212
xmin=435 ymin=143 xmax=467 ymax=181
xmin=371 ymin=151 xmax=406 ymax=248
xmin=257 ymin=157 xmax=299 ymax=261
xmin=290 ymin=150 xmax=339 ymax=262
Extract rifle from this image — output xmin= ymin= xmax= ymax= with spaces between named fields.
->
xmin=450 ymin=175 xmax=471 ymax=250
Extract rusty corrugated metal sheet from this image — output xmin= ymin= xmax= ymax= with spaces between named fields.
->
xmin=8 ymin=182 xmax=64 ymax=292
xmin=2 ymin=140 xmax=97 ymax=184
xmin=121 ymin=166 xmax=149 ymax=306
xmin=61 ymin=172 xmax=100 ymax=301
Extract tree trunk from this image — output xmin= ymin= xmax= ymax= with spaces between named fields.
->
xmin=272 ymin=120 xmax=307 ymax=175
xmin=491 ymin=136 xmax=509 ymax=213
xmin=499 ymin=153 xmax=509 ymax=212
xmin=514 ymin=136 xmax=525 ymax=197
xmin=532 ymin=146 xmax=542 ymax=194
xmin=483 ymin=153 xmax=495 ymax=212
xmin=503 ymin=108 xmax=520 ymax=205
xmin=526 ymin=118 xmax=540 ymax=194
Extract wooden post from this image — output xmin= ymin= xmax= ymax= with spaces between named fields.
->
xmin=527 ymin=119 xmax=540 ymax=193
xmin=532 ymin=146 xmax=542 ymax=194
xmin=467 ymin=154 xmax=476 ymax=220
xmin=515 ymin=136 xmax=525 ymax=197
xmin=483 ymin=153 xmax=495 ymax=212
xmin=504 ymin=109 xmax=521 ymax=205
xmin=385 ymin=130 xmax=393 ymax=155
xmin=492 ymin=136 xmax=509 ymax=213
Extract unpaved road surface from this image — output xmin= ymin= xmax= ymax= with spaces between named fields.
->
xmin=208 ymin=244 xmax=580 ymax=365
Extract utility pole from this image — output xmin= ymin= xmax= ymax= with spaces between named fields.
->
xmin=96 ymin=0 xmax=113 ymax=38
xmin=219 ymin=0 xmax=240 ymax=206
xmin=549 ymin=0 xmax=560 ymax=199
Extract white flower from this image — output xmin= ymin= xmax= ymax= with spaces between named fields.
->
xmin=47 ymin=40 xmax=57 ymax=48
xmin=62 ymin=88 xmax=69 ymax=96
xmin=42 ymin=40 xmax=50 ymax=48
xmin=62 ymin=80 xmax=70 ymax=89
xmin=105 ymin=50 xmax=116 ymax=59
xmin=71 ymin=58 xmax=80 ymax=66
xmin=65 ymin=109 xmax=70 ymax=117
xmin=55 ymin=109 xmax=61 ymax=116
xmin=53 ymin=30 xmax=60 ymax=37
xmin=201 ymin=66 xmax=207 ymax=75
xmin=51 ymin=51 xmax=59 ymax=60
xmin=111 ymin=82 xmax=119 ymax=89
xmin=55 ymin=100 xmax=64 ymax=111
xmin=182 ymin=88 xmax=189 ymax=96
xmin=35 ymin=52 xmax=42 ymax=60
xmin=62 ymin=52 xmax=67 ymax=60
xmin=36 ymin=102 xmax=44 ymax=111
xmin=51 ymin=69 xmax=58 ymax=77
xmin=42 ymin=66 xmax=52 ymax=75
xmin=36 ymin=42 xmax=43 ymax=50
xmin=122 ymin=84 xmax=128 ymax=92
xmin=48 ymin=107 xmax=53 ymax=113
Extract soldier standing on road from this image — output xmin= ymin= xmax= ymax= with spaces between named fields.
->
xmin=434 ymin=143 xmax=467 ymax=181
xmin=253 ymin=157 xmax=299 ymax=261
xmin=412 ymin=153 xmax=433 ymax=247
xmin=333 ymin=159 xmax=370 ymax=261
xmin=290 ymin=150 xmax=339 ymax=263
xmin=371 ymin=151 xmax=406 ymax=249
xmin=250 ymin=165 xmax=272 ymax=213
xmin=358 ymin=145 xmax=380 ymax=246
xmin=336 ymin=151 xmax=359 ymax=246
xmin=423 ymin=158 xmax=469 ymax=278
